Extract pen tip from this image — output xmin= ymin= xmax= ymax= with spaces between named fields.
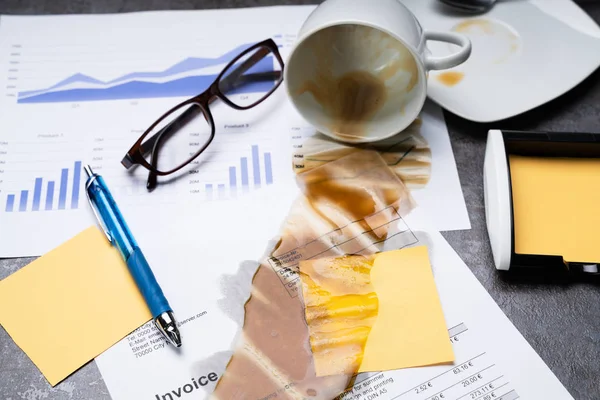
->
xmin=83 ymin=165 xmax=94 ymax=179
xmin=155 ymin=311 xmax=182 ymax=348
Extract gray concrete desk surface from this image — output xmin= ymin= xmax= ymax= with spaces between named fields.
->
xmin=1 ymin=1 xmax=599 ymax=399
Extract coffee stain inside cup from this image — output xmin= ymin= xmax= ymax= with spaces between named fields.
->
xmin=297 ymin=70 xmax=388 ymax=139
xmin=295 ymin=25 xmax=419 ymax=140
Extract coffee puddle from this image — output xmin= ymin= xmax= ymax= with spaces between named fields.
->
xmin=211 ymin=152 xmax=415 ymax=400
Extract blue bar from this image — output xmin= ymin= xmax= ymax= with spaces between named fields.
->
xmin=71 ymin=161 xmax=82 ymax=209
xmin=46 ymin=181 xmax=55 ymax=210
xmin=205 ymin=184 xmax=213 ymax=200
xmin=218 ymin=184 xmax=225 ymax=199
xmin=241 ymin=157 xmax=249 ymax=190
xmin=58 ymin=168 xmax=68 ymax=210
xmin=5 ymin=194 xmax=15 ymax=212
xmin=264 ymin=153 xmax=273 ymax=185
xmin=19 ymin=190 xmax=28 ymax=212
xmin=252 ymin=145 xmax=261 ymax=187
xmin=32 ymin=178 xmax=43 ymax=211
xmin=229 ymin=166 xmax=237 ymax=189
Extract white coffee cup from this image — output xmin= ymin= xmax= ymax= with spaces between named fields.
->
xmin=285 ymin=0 xmax=471 ymax=143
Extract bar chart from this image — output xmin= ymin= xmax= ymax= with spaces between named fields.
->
xmin=203 ymin=144 xmax=273 ymax=200
xmin=4 ymin=161 xmax=82 ymax=212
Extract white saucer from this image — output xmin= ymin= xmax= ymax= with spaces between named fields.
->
xmin=402 ymin=0 xmax=600 ymax=122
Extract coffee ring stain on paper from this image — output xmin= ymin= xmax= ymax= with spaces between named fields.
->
xmin=293 ymin=117 xmax=432 ymax=190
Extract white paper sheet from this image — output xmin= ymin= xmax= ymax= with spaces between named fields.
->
xmin=0 ymin=6 xmax=469 ymax=258
xmin=93 ymin=203 xmax=572 ymax=400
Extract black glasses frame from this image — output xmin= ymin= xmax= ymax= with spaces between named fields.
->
xmin=121 ymin=38 xmax=285 ymax=190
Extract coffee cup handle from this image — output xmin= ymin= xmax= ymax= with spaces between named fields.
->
xmin=423 ymin=30 xmax=471 ymax=71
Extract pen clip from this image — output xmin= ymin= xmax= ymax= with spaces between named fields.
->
xmin=85 ymin=178 xmax=113 ymax=244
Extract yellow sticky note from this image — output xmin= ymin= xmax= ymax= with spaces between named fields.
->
xmin=0 ymin=226 xmax=152 ymax=385
xmin=299 ymin=247 xmax=453 ymax=377
xmin=510 ymin=155 xmax=600 ymax=262
xmin=359 ymin=246 xmax=454 ymax=371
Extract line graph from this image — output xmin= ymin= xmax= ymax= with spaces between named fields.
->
xmin=16 ymin=42 xmax=276 ymax=103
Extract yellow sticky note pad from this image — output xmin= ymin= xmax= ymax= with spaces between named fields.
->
xmin=509 ymin=155 xmax=600 ymax=263
xmin=0 ymin=226 xmax=152 ymax=385
xmin=359 ymin=246 xmax=454 ymax=372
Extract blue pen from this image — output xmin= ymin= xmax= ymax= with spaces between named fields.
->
xmin=84 ymin=165 xmax=182 ymax=347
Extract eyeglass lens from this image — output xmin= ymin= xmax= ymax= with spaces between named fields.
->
xmin=138 ymin=42 xmax=282 ymax=175
xmin=218 ymin=45 xmax=283 ymax=108
xmin=140 ymin=103 xmax=212 ymax=174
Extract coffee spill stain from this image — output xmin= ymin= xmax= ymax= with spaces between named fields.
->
xmin=437 ymin=71 xmax=464 ymax=87
xmin=293 ymin=117 xmax=432 ymax=189
xmin=453 ymin=19 xmax=494 ymax=34
xmin=212 ymin=152 xmax=415 ymax=400
xmin=452 ymin=18 xmax=520 ymax=65
xmin=295 ymin=25 xmax=419 ymax=139
xmin=494 ymin=31 xmax=520 ymax=64
xmin=298 ymin=70 xmax=388 ymax=140
xmin=300 ymin=254 xmax=378 ymax=377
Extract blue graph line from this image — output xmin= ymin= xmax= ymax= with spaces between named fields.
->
xmin=19 ymin=74 xmax=274 ymax=103
xmin=18 ymin=43 xmax=252 ymax=98
xmin=17 ymin=44 xmax=277 ymax=103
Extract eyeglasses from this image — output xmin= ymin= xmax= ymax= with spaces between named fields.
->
xmin=121 ymin=38 xmax=285 ymax=191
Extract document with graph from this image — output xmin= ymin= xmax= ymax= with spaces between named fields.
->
xmin=0 ymin=6 xmax=469 ymax=258
xmin=0 ymin=8 xmax=310 ymax=257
